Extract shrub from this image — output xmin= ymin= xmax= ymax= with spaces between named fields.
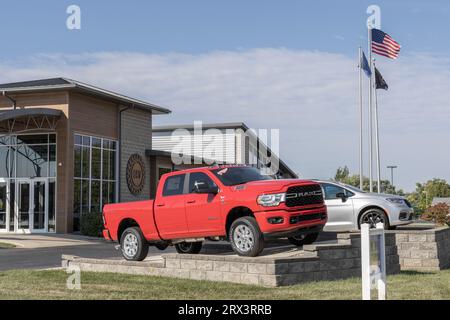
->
xmin=421 ymin=203 xmax=450 ymax=227
xmin=80 ymin=212 xmax=104 ymax=237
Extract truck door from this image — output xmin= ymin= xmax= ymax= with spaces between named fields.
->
xmin=185 ymin=172 xmax=223 ymax=236
xmin=154 ymin=173 xmax=189 ymax=238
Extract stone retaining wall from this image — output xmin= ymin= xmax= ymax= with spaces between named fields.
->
xmin=387 ymin=226 xmax=450 ymax=271
xmin=62 ymin=232 xmax=400 ymax=287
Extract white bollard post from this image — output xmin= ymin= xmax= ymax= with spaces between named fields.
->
xmin=361 ymin=222 xmax=387 ymax=300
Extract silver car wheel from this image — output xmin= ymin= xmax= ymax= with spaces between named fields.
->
xmin=361 ymin=211 xmax=385 ymax=228
xmin=123 ymin=233 xmax=139 ymax=258
xmin=233 ymin=224 xmax=254 ymax=252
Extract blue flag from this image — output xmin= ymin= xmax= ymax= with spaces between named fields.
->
xmin=360 ymin=51 xmax=371 ymax=77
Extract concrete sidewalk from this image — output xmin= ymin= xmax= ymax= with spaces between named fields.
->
xmin=0 ymin=233 xmax=107 ymax=249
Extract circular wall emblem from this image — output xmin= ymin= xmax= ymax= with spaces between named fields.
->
xmin=126 ymin=154 xmax=146 ymax=195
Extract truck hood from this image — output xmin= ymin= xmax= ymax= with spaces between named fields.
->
xmin=231 ymin=179 xmax=317 ymax=193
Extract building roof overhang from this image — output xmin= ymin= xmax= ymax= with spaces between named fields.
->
xmin=0 ymin=78 xmax=171 ymax=115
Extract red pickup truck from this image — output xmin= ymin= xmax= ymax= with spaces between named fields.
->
xmin=103 ymin=165 xmax=327 ymax=260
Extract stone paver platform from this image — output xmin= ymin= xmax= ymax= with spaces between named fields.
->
xmin=62 ymin=233 xmax=400 ymax=287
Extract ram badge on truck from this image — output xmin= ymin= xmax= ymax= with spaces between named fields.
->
xmin=102 ymin=165 xmax=327 ymax=260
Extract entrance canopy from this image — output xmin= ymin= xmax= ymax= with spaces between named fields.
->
xmin=0 ymin=108 xmax=62 ymax=133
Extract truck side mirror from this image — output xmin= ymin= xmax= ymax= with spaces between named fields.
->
xmin=336 ymin=192 xmax=347 ymax=202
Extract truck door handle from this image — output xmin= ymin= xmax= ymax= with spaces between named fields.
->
xmin=187 ymin=200 xmax=196 ymax=204
xmin=156 ymin=203 xmax=165 ymax=207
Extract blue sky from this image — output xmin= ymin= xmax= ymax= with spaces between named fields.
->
xmin=1 ymin=1 xmax=450 ymax=191
xmin=1 ymin=0 xmax=449 ymax=58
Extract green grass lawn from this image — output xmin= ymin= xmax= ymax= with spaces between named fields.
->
xmin=0 ymin=269 xmax=449 ymax=300
xmin=0 ymin=242 xmax=15 ymax=249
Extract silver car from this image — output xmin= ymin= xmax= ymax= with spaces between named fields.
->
xmin=316 ymin=181 xmax=414 ymax=231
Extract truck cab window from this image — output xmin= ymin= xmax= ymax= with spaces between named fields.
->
xmin=163 ymin=174 xmax=185 ymax=196
xmin=188 ymin=172 xmax=216 ymax=193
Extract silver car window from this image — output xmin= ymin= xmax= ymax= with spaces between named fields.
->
xmin=321 ymin=183 xmax=355 ymax=199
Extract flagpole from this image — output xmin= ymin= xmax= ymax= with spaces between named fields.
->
xmin=358 ymin=47 xmax=364 ymax=190
xmin=368 ymin=26 xmax=374 ymax=192
xmin=373 ymin=60 xmax=382 ymax=193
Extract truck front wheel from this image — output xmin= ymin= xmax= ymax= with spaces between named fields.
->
xmin=229 ymin=217 xmax=264 ymax=257
xmin=120 ymin=227 xmax=149 ymax=261
xmin=175 ymin=241 xmax=203 ymax=254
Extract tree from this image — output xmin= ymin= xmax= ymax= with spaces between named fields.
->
xmin=407 ymin=179 xmax=450 ymax=214
xmin=332 ymin=166 xmax=402 ymax=195
xmin=334 ymin=166 xmax=350 ymax=181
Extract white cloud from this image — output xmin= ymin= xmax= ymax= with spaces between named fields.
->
xmin=1 ymin=48 xmax=450 ymax=191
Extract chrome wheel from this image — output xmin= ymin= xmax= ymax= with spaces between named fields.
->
xmin=233 ymin=224 xmax=254 ymax=252
xmin=361 ymin=211 xmax=385 ymax=228
xmin=123 ymin=233 xmax=139 ymax=258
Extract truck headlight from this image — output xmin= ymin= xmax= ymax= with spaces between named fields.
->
xmin=386 ymin=198 xmax=405 ymax=205
xmin=257 ymin=193 xmax=286 ymax=207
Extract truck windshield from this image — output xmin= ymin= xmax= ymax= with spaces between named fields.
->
xmin=211 ymin=167 xmax=272 ymax=186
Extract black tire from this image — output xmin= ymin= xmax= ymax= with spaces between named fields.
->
xmin=175 ymin=241 xmax=203 ymax=254
xmin=229 ymin=216 xmax=264 ymax=257
xmin=155 ymin=242 xmax=169 ymax=251
xmin=288 ymin=232 xmax=319 ymax=246
xmin=120 ymin=227 xmax=149 ymax=261
xmin=359 ymin=208 xmax=390 ymax=230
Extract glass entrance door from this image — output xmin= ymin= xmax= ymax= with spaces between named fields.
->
xmin=32 ymin=180 xmax=47 ymax=232
xmin=14 ymin=179 xmax=49 ymax=233
xmin=16 ymin=180 xmax=31 ymax=233
xmin=0 ymin=180 xmax=7 ymax=231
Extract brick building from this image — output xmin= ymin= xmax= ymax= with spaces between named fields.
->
xmin=0 ymin=78 xmax=170 ymax=233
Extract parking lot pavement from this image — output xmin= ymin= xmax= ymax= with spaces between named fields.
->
xmin=0 ymin=232 xmax=338 ymax=271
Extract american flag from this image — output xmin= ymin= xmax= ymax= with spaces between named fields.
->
xmin=371 ymin=29 xmax=401 ymax=59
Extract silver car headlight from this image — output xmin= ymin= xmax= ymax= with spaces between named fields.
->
xmin=386 ymin=198 xmax=405 ymax=205
xmin=257 ymin=193 xmax=286 ymax=207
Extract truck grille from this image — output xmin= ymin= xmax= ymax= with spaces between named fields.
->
xmin=285 ymin=185 xmax=324 ymax=207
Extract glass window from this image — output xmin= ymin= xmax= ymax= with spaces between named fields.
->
xmin=48 ymin=180 xmax=56 ymax=232
xmin=91 ymin=180 xmax=101 ymax=212
xmin=92 ymin=138 xmax=101 ymax=148
xmin=49 ymin=145 xmax=56 ymax=178
xmin=91 ymin=148 xmax=101 ymax=179
xmin=188 ymin=172 xmax=216 ymax=193
xmin=81 ymin=146 xmax=90 ymax=179
xmin=74 ymin=135 xmax=82 ymax=145
xmin=163 ymin=174 xmax=185 ymax=196
xmin=17 ymin=134 xmax=48 ymax=145
xmin=322 ymin=183 xmax=346 ymax=200
xmin=16 ymin=145 xmax=48 ymax=178
xmin=109 ymin=150 xmax=116 ymax=179
xmin=211 ymin=166 xmax=271 ymax=186
xmin=73 ymin=134 xmax=118 ymax=229
xmin=81 ymin=179 xmax=89 ymax=213
xmin=0 ymin=146 xmax=13 ymax=178
xmin=74 ymin=179 xmax=81 ymax=215
xmin=49 ymin=134 xmax=56 ymax=144
xmin=82 ymin=136 xmax=90 ymax=146
xmin=102 ymin=149 xmax=110 ymax=180
xmin=158 ymin=167 xmax=172 ymax=181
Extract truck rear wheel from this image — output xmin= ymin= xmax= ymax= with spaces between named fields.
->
xmin=288 ymin=232 xmax=319 ymax=246
xmin=120 ymin=227 xmax=149 ymax=261
xmin=229 ymin=217 xmax=264 ymax=257
xmin=175 ymin=241 xmax=203 ymax=254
